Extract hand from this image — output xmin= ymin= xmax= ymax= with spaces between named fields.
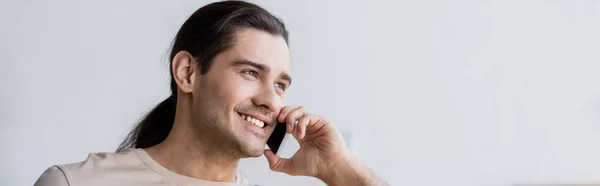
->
xmin=263 ymin=106 xmax=350 ymax=178
xmin=264 ymin=106 xmax=388 ymax=185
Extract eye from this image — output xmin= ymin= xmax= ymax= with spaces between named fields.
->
xmin=275 ymin=82 xmax=287 ymax=90
xmin=241 ymin=69 xmax=258 ymax=78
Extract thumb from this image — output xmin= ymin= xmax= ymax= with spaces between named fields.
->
xmin=264 ymin=149 xmax=295 ymax=174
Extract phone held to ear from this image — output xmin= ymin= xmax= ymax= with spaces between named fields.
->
xmin=266 ymin=122 xmax=287 ymax=154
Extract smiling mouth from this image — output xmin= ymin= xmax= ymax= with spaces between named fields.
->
xmin=237 ymin=112 xmax=267 ymax=128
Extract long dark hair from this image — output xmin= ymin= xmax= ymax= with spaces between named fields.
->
xmin=116 ymin=1 xmax=288 ymax=152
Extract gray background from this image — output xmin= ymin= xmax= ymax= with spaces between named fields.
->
xmin=1 ymin=0 xmax=600 ymax=185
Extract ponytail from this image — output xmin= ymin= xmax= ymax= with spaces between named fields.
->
xmin=116 ymin=95 xmax=176 ymax=152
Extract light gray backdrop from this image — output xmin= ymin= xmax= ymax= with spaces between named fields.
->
xmin=1 ymin=0 xmax=600 ymax=185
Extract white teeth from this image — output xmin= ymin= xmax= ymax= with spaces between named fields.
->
xmin=241 ymin=114 xmax=265 ymax=128
xmin=255 ymin=120 xmax=264 ymax=128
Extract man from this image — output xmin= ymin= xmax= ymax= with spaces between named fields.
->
xmin=34 ymin=1 xmax=387 ymax=185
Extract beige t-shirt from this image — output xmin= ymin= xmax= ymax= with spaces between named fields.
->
xmin=34 ymin=148 xmax=249 ymax=186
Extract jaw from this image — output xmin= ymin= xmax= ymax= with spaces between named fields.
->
xmin=233 ymin=136 xmax=267 ymax=158
xmin=222 ymin=112 xmax=269 ymax=157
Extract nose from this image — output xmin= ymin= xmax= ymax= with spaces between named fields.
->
xmin=251 ymin=84 xmax=281 ymax=113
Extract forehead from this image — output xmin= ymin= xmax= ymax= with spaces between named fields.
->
xmin=223 ymin=28 xmax=291 ymax=73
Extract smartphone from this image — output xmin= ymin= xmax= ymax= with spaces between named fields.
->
xmin=266 ymin=122 xmax=287 ymax=154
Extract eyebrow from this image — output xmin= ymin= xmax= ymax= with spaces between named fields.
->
xmin=280 ymin=73 xmax=292 ymax=86
xmin=231 ymin=59 xmax=268 ymax=72
xmin=231 ymin=59 xmax=292 ymax=85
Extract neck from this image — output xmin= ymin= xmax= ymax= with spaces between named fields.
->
xmin=144 ymin=98 xmax=239 ymax=182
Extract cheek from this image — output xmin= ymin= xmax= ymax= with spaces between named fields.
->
xmin=272 ymin=97 xmax=284 ymax=111
xmin=212 ymin=74 xmax=257 ymax=108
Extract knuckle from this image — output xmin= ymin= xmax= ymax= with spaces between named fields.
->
xmin=300 ymin=119 xmax=308 ymax=125
xmin=297 ymin=106 xmax=308 ymax=113
xmin=312 ymin=114 xmax=327 ymax=123
xmin=282 ymin=106 xmax=293 ymax=113
xmin=287 ymin=105 xmax=299 ymax=111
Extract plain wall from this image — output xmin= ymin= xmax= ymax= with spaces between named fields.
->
xmin=2 ymin=0 xmax=600 ymax=185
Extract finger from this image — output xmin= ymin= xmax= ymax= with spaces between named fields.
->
xmin=285 ymin=106 xmax=306 ymax=134
xmin=287 ymin=120 xmax=296 ymax=134
xmin=278 ymin=105 xmax=299 ymax=122
xmin=264 ymin=149 xmax=294 ymax=174
xmin=304 ymin=114 xmax=329 ymax=134
xmin=296 ymin=115 xmax=310 ymax=139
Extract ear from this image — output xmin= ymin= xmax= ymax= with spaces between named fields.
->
xmin=171 ymin=51 xmax=197 ymax=93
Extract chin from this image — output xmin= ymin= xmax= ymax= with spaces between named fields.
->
xmin=238 ymin=144 xmax=266 ymax=157
xmin=244 ymin=150 xmax=264 ymax=158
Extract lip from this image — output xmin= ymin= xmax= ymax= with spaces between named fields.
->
xmin=236 ymin=112 xmax=272 ymax=127
xmin=237 ymin=113 xmax=269 ymax=137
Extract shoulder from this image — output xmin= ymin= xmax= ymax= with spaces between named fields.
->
xmin=59 ymin=148 xmax=144 ymax=174
xmin=35 ymin=148 xmax=157 ymax=186
xmin=34 ymin=166 xmax=69 ymax=186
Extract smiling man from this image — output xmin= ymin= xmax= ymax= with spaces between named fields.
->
xmin=34 ymin=1 xmax=387 ymax=186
